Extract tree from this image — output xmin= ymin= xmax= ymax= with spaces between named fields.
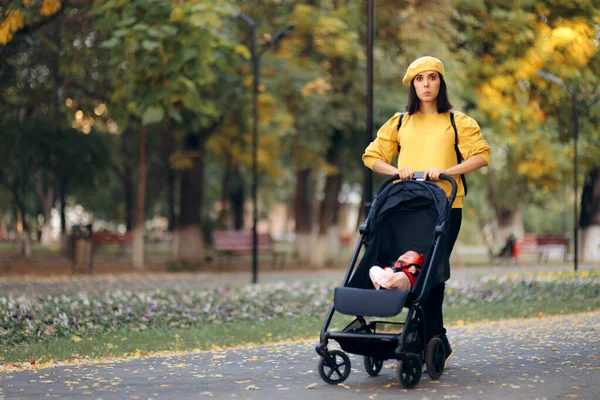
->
xmin=93 ymin=0 xmax=240 ymax=268
xmin=452 ymin=0 xmax=600 ymax=252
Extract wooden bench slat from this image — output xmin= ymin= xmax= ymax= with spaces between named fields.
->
xmin=517 ymin=233 xmax=568 ymax=262
xmin=91 ymin=232 xmax=133 ymax=245
xmin=212 ymin=230 xmax=285 ymax=268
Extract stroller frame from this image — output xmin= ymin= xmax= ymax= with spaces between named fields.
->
xmin=316 ymin=173 xmax=457 ymax=388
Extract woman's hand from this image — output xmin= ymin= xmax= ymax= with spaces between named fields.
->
xmin=397 ymin=167 xmax=413 ymax=180
xmin=423 ymin=168 xmax=445 ymax=181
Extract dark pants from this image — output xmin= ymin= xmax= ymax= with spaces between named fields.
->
xmin=422 ymin=208 xmax=462 ymax=341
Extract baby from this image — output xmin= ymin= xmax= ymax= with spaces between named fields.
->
xmin=369 ymin=250 xmax=425 ymax=290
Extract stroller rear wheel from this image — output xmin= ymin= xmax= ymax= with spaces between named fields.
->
xmin=425 ymin=337 xmax=445 ymax=380
xmin=318 ymin=349 xmax=351 ymax=384
xmin=363 ymin=356 xmax=384 ymax=376
xmin=396 ymin=353 xmax=422 ymax=388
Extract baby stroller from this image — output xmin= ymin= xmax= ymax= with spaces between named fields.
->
xmin=315 ymin=173 xmax=457 ymax=388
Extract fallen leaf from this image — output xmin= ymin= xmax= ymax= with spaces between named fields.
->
xmin=306 ymin=383 xmax=317 ymax=389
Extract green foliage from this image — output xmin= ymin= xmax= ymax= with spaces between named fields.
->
xmin=92 ymin=0 xmax=239 ymax=129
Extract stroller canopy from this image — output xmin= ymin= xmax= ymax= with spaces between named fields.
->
xmin=348 ymin=180 xmax=452 ymax=291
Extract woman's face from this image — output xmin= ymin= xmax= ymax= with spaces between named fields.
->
xmin=413 ymin=70 xmax=440 ymax=103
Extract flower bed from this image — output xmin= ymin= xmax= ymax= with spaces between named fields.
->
xmin=1 ymin=271 xmax=598 ymax=346
xmin=445 ymin=270 xmax=600 ymax=305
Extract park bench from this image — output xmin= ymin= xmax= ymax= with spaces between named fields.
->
xmin=517 ymin=234 xmax=569 ymax=263
xmin=212 ymin=230 xmax=285 ymax=269
xmin=91 ymin=231 xmax=133 ymax=256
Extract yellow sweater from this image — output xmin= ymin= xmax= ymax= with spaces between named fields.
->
xmin=363 ymin=111 xmax=491 ymax=208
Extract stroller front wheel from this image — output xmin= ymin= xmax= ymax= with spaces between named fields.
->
xmin=397 ymin=353 xmax=422 ymax=388
xmin=425 ymin=337 xmax=445 ymax=380
xmin=318 ymin=349 xmax=351 ymax=384
xmin=363 ymin=356 xmax=384 ymax=376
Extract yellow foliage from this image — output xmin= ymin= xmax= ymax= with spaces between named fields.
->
xmin=169 ymin=151 xmax=194 ymax=170
xmin=481 ymin=54 xmax=494 ymax=65
xmin=515 ymin=21 xmax=597 ymax=83
xmin=233 ymin=43 xmax=251 ymax=60
xmin=291 ymin=4 xmax=320 ymax=34
xmin=40 ymin=0 xmax=61 ymax=17
xmin=300 ymin=77 xmax=330 ymax=96
xmin=275 ymin=42 xmax=293 ymax=58
xmin=477 ymin=81 xmax=514 ymax=120
xmin=515 ymin=138 xmax=561 ymax=187
xmin=1 ymin=0 xmax=63 ymax=44
xmin=0 ymin=10 xmax=24 ymax=45
xmin=314 ymin=16 xmax=347 ymax=37
xmin=170 ymin=7 xmax=184 ymax=22
xmin=551 ymin=26 xmax=577 ymax=46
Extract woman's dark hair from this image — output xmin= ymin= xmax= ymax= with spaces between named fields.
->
xmin=405 ymin=73 xmax=452 ymax=114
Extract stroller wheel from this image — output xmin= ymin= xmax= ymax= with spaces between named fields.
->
xmin=363 ymin=356 xmax=384 ymax=376
xmin=318 ymin=349 xmax=351 ymax=385
xmin=426 ymin=337 xmax=445 ymax=380
xmin=396 ymin=353 xmax=422 ymax=389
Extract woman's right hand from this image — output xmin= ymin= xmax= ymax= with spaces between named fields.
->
xmin=397 ymin=167 xmax=413 ymax=180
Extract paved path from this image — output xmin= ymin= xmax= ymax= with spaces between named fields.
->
xmin=1 ymin=263 xmax=598 ymax=297
xmin=1 ymin=312 xmax=599 ymax=399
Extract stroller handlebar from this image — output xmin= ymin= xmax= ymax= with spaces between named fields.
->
xmin=374 ymin=172 xmax=458 ymax=205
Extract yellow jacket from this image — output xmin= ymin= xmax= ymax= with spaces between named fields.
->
xmin=363 ymin=111 xmax=491 ymax=208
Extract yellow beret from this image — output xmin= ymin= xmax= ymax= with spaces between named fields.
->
xmin=402 ymin=56 xmax=445 ymax=86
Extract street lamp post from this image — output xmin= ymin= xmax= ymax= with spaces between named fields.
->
xmin=238 ymin=13 xmax=294 ymax=284
xmin=537 ymin=70 xmax=579 ymax=271
xmin=364 ymin=0 xmax=375 ymax=213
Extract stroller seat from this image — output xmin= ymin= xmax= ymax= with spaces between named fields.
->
xmin=334 ymin=287 xmax=410 ymax=318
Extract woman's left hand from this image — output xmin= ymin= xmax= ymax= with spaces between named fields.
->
xmin=423 ymin=168 xmax=445 ymax=181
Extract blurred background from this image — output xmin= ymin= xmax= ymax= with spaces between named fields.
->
xmin=0 ymin=0 xmax=599 ymax=275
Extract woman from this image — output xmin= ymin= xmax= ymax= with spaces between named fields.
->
xmin=362 ymin=56 xmax=490 ymax=362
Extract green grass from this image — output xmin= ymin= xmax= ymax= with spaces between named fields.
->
xmin=2 ymin=297 xmax=599 ymax=365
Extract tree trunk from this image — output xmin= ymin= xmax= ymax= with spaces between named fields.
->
xmin=59 ymin=180 xmax=68 ymax=254
xmin=15 ymin=204 xmax=31 ymax=258
xmin=35 ymin=172 xmax=56 ymax=248
xmin=580 ymin=167 xmax=600 ymax=261
xmin=216 ymin=160 xmax=232 ymax=230
xmin=294 ymin=168 xmax=313 ymax=262
xmin=311 ymin=128 xmax=343 ymax=267
xmin=167 ymin=163 xmax=176 ymax=233
xmin=160 ymin=128 xmax=176 ymax=232
xmin=121 ymin=129 xmax=135 ymax=231
xmin=132 ymin=127 xmax=148 ymax=271
xmin=175 ymin=133 xmax=206 ymax=263
xmin=230 ymin=164 xmax=245 ymax=230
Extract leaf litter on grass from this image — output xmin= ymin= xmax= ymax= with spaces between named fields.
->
xmin=1 ymin=270 xmax=599 ymax=370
